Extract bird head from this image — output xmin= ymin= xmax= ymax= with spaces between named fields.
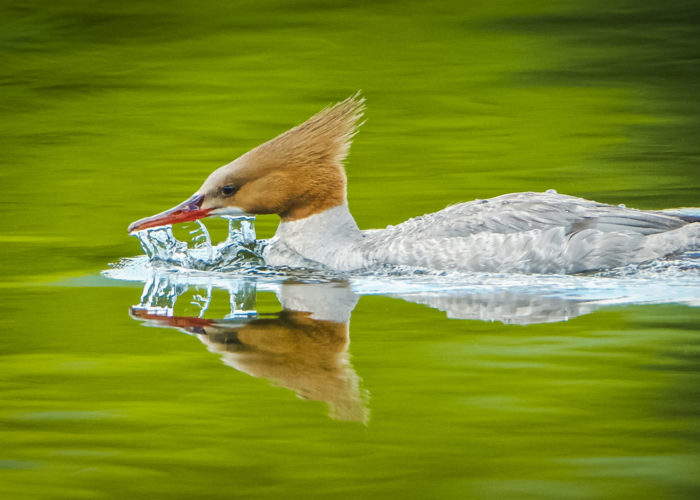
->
xmin=128 ymin=93 xmax=364 ymax=233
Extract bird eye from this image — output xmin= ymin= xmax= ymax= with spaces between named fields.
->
xmin=221 ymin=185 xmax=237 ymax=196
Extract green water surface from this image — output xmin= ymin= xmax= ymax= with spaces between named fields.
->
xmin=1 ymin=1 xmax=699 ymax=499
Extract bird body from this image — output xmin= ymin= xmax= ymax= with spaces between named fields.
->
xmin=129 ymin=93 xmax=699 ymax=274
xmin=264 ymin=193 xmax=699 ymax=274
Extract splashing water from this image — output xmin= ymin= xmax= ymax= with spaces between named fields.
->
xmin=132 ymin=216 xmax=265 ymax=271
xmin=134 ymin=272 xmax=258 ymax=320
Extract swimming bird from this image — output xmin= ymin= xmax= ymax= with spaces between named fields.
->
xmin=128 ymin=93 xmax=700 ymax=274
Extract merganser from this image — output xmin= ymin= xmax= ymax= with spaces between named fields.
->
xmin=128 ymin=93 xmax=700 ymax=274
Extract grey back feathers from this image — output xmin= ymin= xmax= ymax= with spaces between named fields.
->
xmin=361 ymin=192 xmax=699 ymax=274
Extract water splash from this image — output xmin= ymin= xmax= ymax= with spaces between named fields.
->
xmin=132 ymin=216 xmax=264 ymax=271
xmin=133 ymin=272 xmax=258 ymax=320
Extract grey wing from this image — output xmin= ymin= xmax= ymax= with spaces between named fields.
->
xmin=380 ymin=191 xmax=687 ymax=239
xmin=566 ymin=212 xmax=687 ymax=235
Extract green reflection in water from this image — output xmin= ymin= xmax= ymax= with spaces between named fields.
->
xmin=0 ymin=0 xmax=699 ymax=498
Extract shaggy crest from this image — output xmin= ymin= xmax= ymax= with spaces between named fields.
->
xmin=245 ymin=91 xmax=365 ymax=171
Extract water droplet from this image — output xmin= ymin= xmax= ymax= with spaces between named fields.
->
xmin=131 ymin=216 xmax=263 ymax=270
xmin=546 ymin=189 xmax=558 ymax=194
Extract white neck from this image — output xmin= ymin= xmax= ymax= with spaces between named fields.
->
xmin=277 ymin=283 xmax=359 ymax=322
xmin=264 ymin=204 xmax=367 ymax=270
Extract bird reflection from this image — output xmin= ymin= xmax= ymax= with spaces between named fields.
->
xmin=130 ymin=278 xmax=369 ymax=423
xmin=128 ymin=273 xmax=610 ymax=422
xmin=396 ymin=291 xmax=597 ymax=324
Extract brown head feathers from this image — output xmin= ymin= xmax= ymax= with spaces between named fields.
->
xmin=197 ymin=92 xmax=366 ymax=221
xmin=250 ymin=91 xmax=366 ymax=172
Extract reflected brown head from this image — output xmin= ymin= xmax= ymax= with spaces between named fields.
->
xmin=130 ymin=307 xmax=369 ymax=423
